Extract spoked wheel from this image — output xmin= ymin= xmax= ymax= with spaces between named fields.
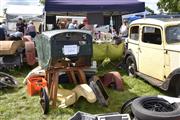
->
xmin=40 ymin=87 xmax=49 ymax=114
xmin=142 ymin=99 xmax=175 ymax=112
xmin=126 ymin=56 xmax=137 ymax=77
xmin=131 ymin=96 xmax=180 ymax=120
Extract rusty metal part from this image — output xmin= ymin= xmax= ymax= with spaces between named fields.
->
xmin=0 ymin=41 xmax=24 ymax=55
xmin=25 ymin=41 xmax=36 ymax=65
xmin=89 ymin=76 xmax=109 ymax=106
xmin=101 ymin=71 xmax=124 ymax=91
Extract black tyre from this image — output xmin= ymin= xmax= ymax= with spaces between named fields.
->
xmin=40 ymin=87 xmax=49 ymax=114
xmin=174 ymin=76 xmax=180 ymax=97
xmin=131 ymin=96 xmax=180 ymax=120
xmin=120 ymin=97 xmax=139 ymax=119
xmin=168 ymin=75 xmax=180 ymax=97
xmin=126 ymin=56 xmax=137 ymax=77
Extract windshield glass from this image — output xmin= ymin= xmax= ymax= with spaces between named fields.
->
xmin=166 ymin=25 xmax=180 ymax=44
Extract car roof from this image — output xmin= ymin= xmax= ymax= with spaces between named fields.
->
xmin=130 ymin=18 xmax=180 ymax=27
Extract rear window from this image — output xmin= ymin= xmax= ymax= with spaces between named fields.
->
xmin=142 ymin=26 xmax=162 ymax=45
xmin=166 ymin=25 xmax=180 ymax=44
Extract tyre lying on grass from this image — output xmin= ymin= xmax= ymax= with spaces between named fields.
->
xmin=120 ymin=96 xmax=139 ymax=119
xmin=0 ymin=72 xmax=18 ymax=88
xmin=131 ymin=96 xmax=180 ymax=120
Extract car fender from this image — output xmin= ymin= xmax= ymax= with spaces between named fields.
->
xmin=72 ymin=84 xmax=96 ymax=103
xmin=161 ymin=68 xmax=180 ymax=90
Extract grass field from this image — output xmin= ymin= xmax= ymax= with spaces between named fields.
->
xmin=0 ymin=64 xmax=165 ymax=120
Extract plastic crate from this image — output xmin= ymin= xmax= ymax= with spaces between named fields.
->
xmin=69 ymin=111 xmax=131 ymax=120
xmin=27 ymin=77 xmax=47 ymax=96
xmin=96 ymin=112 xmax=131 ymax=120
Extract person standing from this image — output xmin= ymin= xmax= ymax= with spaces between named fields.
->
xmin=16 ymin=18 xmax=25 ymax=34
xmin=119 ymin=20 xmax=128 ymax=37
xmin=0 ymin=22 xmax=6 ymax=40
xmin=81 ymin=18 xmax=94 ymax=34
xmin=26 ymin=21 xmax=36 ymax=38
xmin=68 ymin=20 xmax=78 ymax=29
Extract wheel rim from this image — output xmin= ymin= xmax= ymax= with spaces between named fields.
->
xmin=127 ymin=59 xmax=135 ymax=76
xmin=142 ymin=99 xmax=175 ymax=112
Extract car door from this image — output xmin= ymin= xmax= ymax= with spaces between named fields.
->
xmin=128 ymin=25 xmax=140 ymax=69
xmin=138 ymin=25 xmax=165 ymax=81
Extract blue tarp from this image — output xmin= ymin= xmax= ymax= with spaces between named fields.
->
xmin=45 ymin=0 xmax=145 ymax=14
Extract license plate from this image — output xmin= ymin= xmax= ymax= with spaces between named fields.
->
xmin=63 ymin=45 xmax=78 ymax=55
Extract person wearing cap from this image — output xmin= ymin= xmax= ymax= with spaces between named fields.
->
xmin=26 ymin=21 xmax=36 ymax=38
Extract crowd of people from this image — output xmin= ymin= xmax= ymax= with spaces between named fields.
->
xmin=15 ymin=18 xmax=37 ymax=38
xmin=53 ymin=18 xmax=94 ymax=32
xmin=53 ymin=17 xmax=128 ymax=39
xmin=0 ymin=18 xmax=37 ymax=41
xmin=0 ymin=17 xmax=128 ymax=42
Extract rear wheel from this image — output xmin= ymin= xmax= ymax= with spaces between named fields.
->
xmin=168 ymin=75 xmax=180 ymax=97
xmin=174 ymin=76 xmax=180 ymax=97
xmin=126 ymin=56 xmax=137 ymax=77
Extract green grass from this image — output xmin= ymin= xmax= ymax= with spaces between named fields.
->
xmin=0 ymin=64 xmax=165 ymax=120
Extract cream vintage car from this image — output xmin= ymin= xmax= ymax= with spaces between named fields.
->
xmin=125 ymin=18 xmax=180 ymax=97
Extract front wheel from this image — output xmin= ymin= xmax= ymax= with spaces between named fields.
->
xmin=126 ymin=56 xmax=137 ymax=77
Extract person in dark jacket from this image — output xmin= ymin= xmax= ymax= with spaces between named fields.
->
xmin=16 ymin=18 xmax=25 ymax=34
xmin=0 ymin=22 xmax=6 ymax=40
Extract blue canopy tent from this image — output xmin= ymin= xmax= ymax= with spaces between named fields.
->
xmin=44 ymin=0 xmax=145 ymax=32
xmin=45 ymin=0 xmax=145 ymax=15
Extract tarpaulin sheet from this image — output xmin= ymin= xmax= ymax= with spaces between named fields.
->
xmin=92 ymin=43 xmax=124 ymax=61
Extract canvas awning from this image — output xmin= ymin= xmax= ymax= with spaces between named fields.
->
xmin=45 ymin=0 xmax=145 ymax=15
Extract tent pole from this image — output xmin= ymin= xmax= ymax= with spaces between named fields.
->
xmin=44 ymin=11 xmax=46 ymax=31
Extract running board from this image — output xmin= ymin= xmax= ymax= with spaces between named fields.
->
xmin=136 ymin=72 xmax=163 ymax=87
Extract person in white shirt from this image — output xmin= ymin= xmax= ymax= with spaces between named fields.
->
xmin=119 ymin=20 xmax=128 ymax=37
xmin=26 ymin=21 xmax=36 ymax=38
xmin=68 ymin=20 xmax=78 ymax=29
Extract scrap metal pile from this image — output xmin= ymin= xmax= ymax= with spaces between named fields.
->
xmin=24 ymin=29 xmax=124 ymax=114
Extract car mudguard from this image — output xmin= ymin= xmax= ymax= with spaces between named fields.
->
xmin=101 ymin=71 xmax=124 ymax=91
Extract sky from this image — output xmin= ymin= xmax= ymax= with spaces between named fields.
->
xmin=139 ymin=0 xmax=159 ymax=13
